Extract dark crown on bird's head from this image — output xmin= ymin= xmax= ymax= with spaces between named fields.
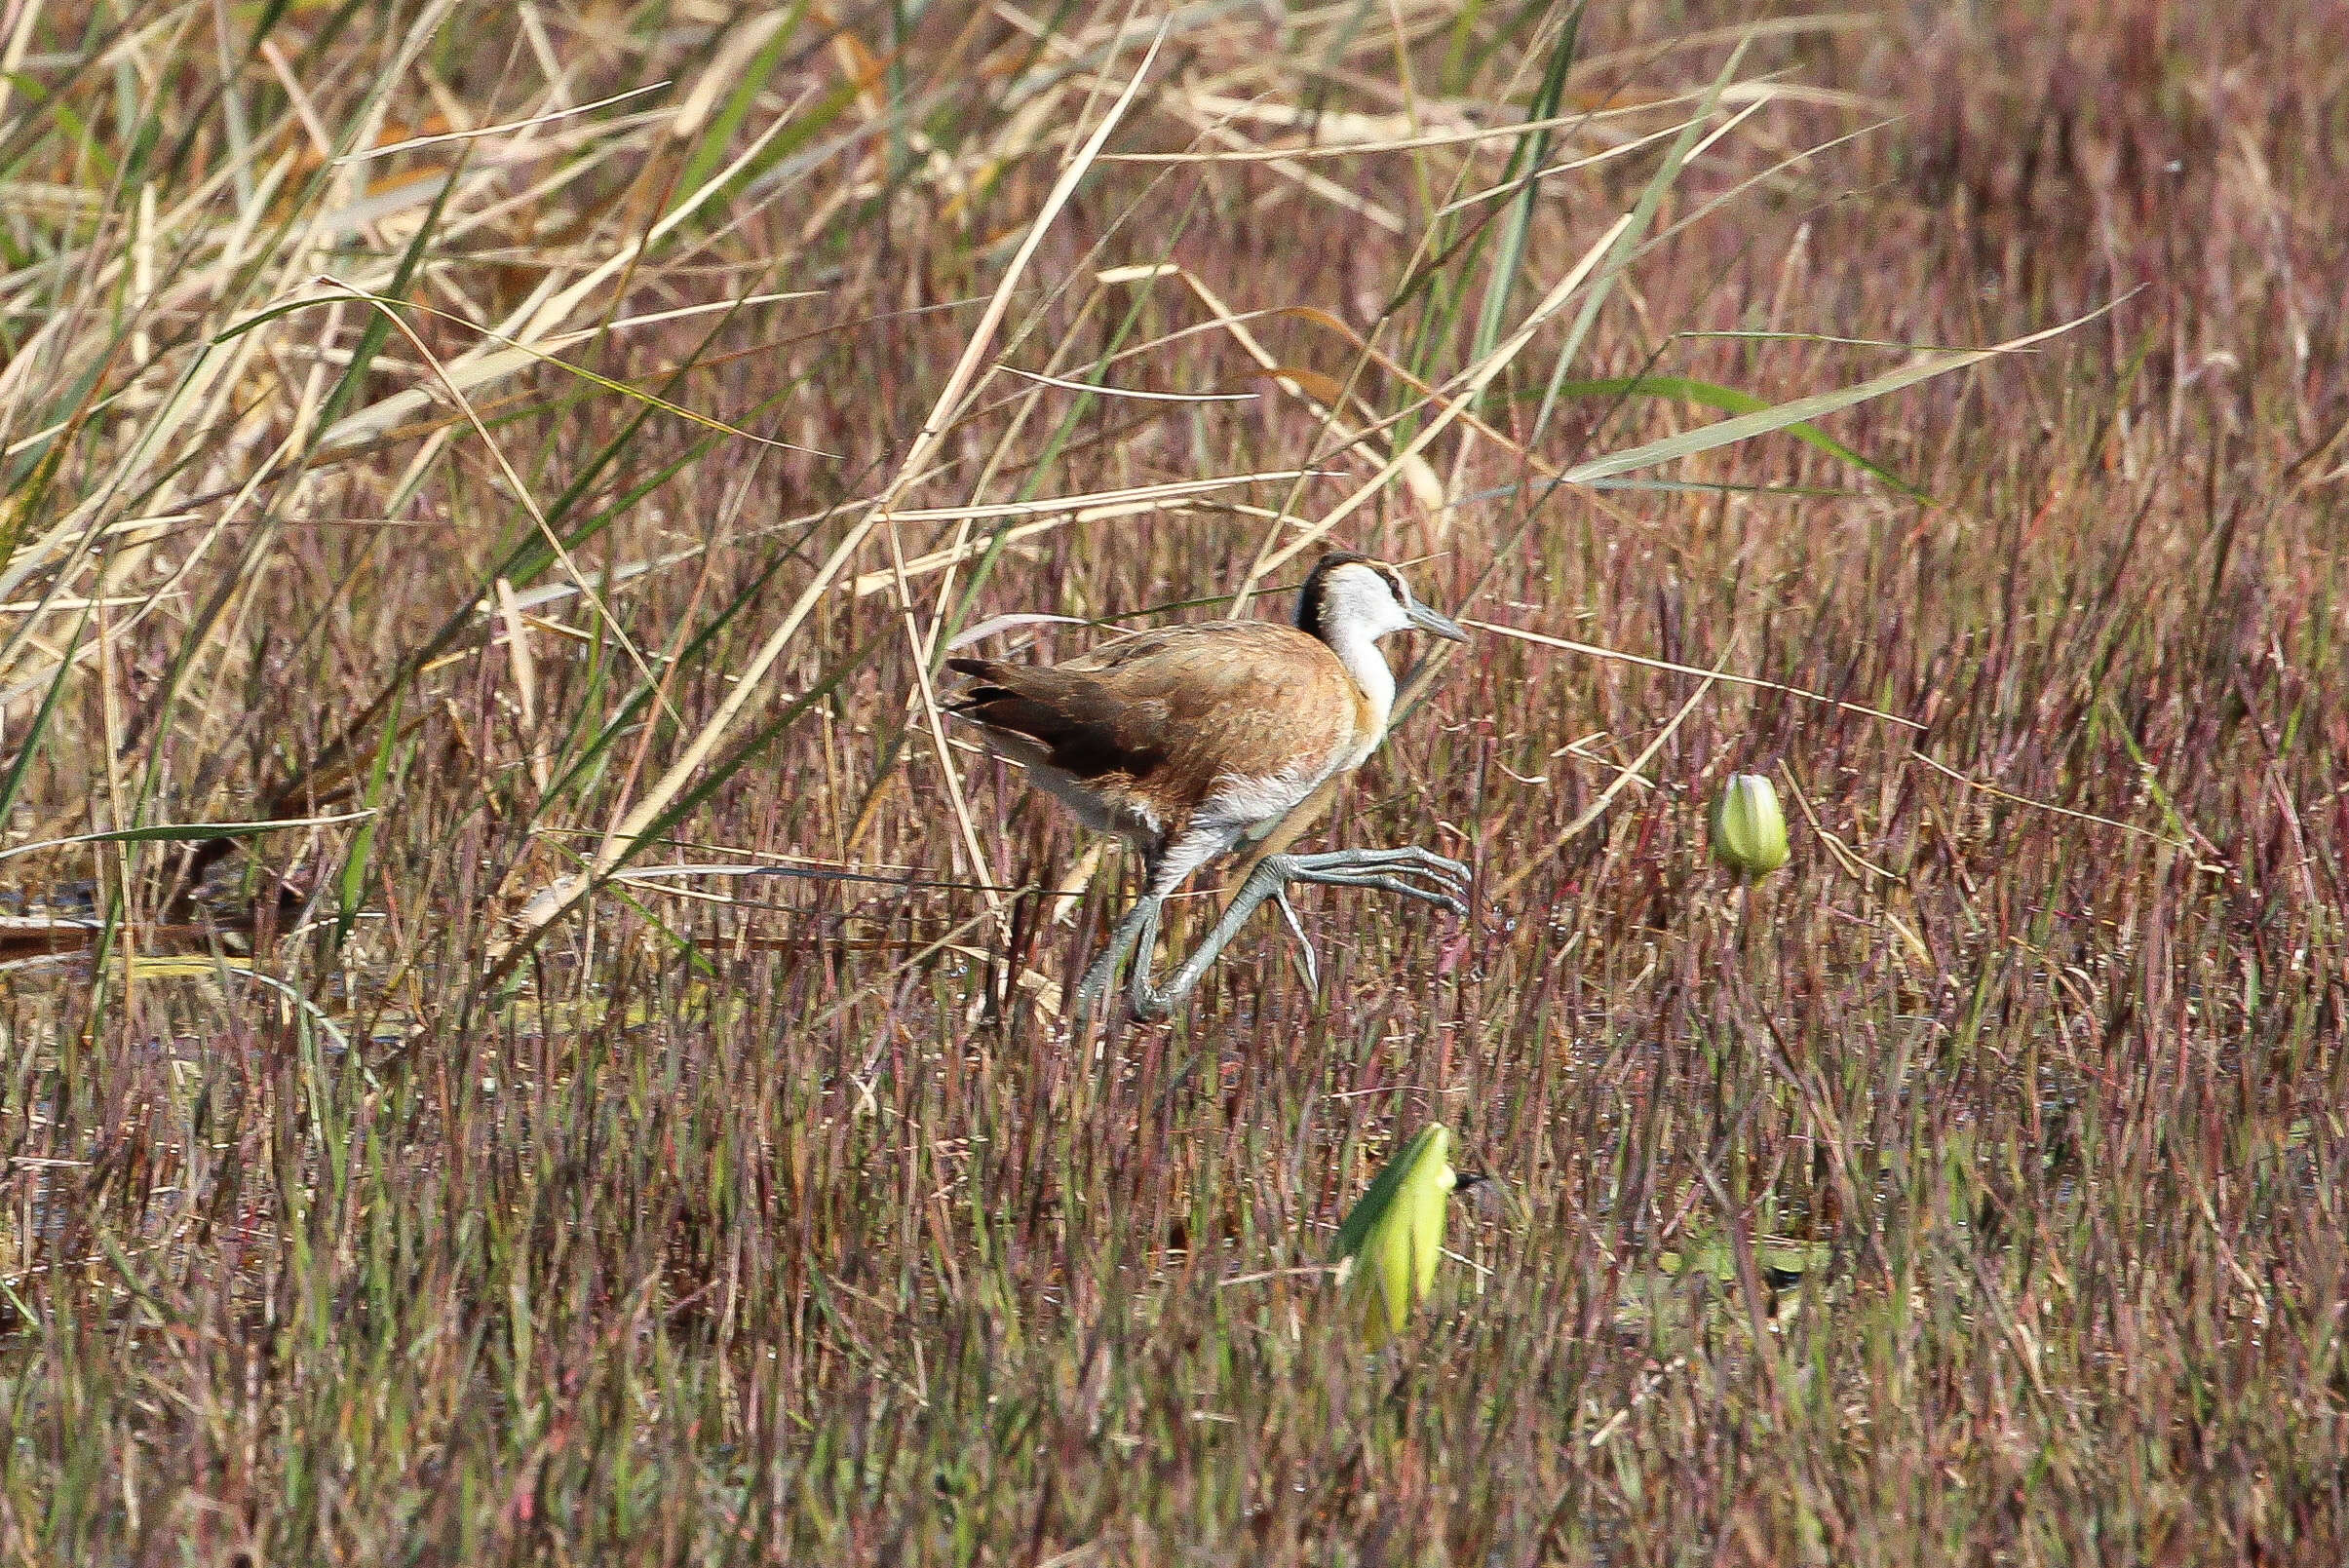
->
xmin=1294 ymin=551 xmax=1409 ymax=638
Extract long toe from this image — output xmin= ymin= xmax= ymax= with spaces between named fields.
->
xmin=1271 ymin=885 xmax=1321 ymax=992
xmin=1381 ymin=860 xmax=1472 ymax=894
xmin=1361 ymin=848 xmax=1471 ymax=899
xmin=1293 ymin=869 xmax=1468 ymax=914
xmin=1382 ymin=847 xmax=1472 ymax=884
xmin=1285 ymin=856 xmax=1469 ymax=903
xmin=1292 ymin=845 xmax=1472 ymax=883
xmin=1370 ymin=845 xmax=1469 ymax=872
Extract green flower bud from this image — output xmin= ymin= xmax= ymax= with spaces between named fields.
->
xmin=1711 ymin=772 xmax=1790 ymax=879
xmin=1333 ymin=1125 xmax=1467 ymax=1347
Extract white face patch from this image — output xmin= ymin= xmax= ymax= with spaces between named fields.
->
xmin=1317 ymin=562 xmax=1416 ymax=642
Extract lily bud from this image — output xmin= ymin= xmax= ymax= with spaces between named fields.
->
xmin=1711 ymin=773 xmax=1790 ymax=879
xmin=1333 ymin=1125 xmax=1465 ymax=1346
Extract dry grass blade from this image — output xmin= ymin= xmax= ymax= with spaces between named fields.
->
xmin=0 ymin=809 xmax=376 ymax=865
xmin=880 ymin=515 xmax=999 ymax=912
xmin=1491 ymin=668 xmax=1721 ymax=903
xmin=334 ymin=81 xmax=676 ymax=164
xmin=997 ymin=365 xmax=1257 ymax=402
xmin=1169 ymin=268 xmax=1448 ymax=515
xmin=485 ymin=21 xmax=1173 ymax=978
xmin=1463 ymin=617 xmax=1924 ymax=730
xmin=302 ymin=285 xmax=832 ymax=456
xmin=313 ymin=273 xmax=680 ymax=726
xmin=1236 ymin=212 xmax=1637 ymax=600
xmin=1908 ymin=751 xmax=2189 ymax=849
xmin=842 ymin=471 xmax=1330 ymax=595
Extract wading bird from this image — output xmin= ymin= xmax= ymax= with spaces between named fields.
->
xmin=947 ymin=552 xmax=1470 ymax=1019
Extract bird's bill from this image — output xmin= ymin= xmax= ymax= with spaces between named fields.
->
xmin=1406 ymin=597 xmax=1469 ymax=642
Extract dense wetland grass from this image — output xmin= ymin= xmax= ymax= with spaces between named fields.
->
xmin=1 ymin=0 xmax=2345 ymax=1560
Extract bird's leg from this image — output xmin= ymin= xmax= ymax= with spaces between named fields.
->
xmin=1073 ymin=893 xmax=1162 ymax=1017
xmin=1126 ymin=857 xmax=1291 ymax=1021
xmin=1123 ymin=895 xmax=1166 ymax=1021
xmin=1125 ymin=846 xmax=1470 ymax=1021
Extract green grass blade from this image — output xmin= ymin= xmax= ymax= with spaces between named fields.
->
xmin=1528 ymin=37 xmax=1752 ymax=447
xmin=1469 ymin=6 xmax=1581 ymax=372
xmin=334 ymin=691 xmax=404 ymax=949
xmin=1542 ymin=374 xmax=1929 ymax=499
xmin=1560 ymin=299 xmax=2127 ymax=486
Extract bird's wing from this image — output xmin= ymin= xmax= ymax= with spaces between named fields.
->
xmin=948 ymin=623 xmax=1357 ymax=786
xmin=944 ymin=651 xmax=1171 ymax=780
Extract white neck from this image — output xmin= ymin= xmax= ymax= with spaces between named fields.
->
xmin=1324 ymin=618 xmax=1396 ymax=749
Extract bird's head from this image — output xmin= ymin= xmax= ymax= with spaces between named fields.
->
xmin=1296 ymin=553 xmax=1468 ymax=646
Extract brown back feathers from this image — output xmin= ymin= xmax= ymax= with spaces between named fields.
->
xmin=947 ymin=622 xmax=1364 ymax=810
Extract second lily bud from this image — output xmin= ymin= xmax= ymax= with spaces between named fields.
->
xmin=1333 ymin=1124 xmax=1480 ymax=1348
xmin=1711 ymin=772 xmax=1790 ymax=880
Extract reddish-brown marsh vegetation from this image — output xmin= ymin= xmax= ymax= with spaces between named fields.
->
xmin=1 ymin=1 xmax=2343 ymax=1560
